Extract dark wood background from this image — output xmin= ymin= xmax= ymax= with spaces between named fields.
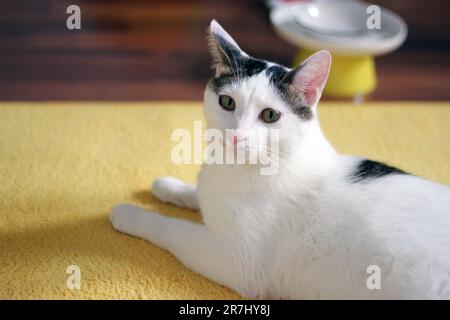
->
xmin=0 ymin=0 xmax=449 ymax=101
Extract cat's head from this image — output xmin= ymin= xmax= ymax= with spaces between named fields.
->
xmin=203 ymin=20 xmax=331 ymax=158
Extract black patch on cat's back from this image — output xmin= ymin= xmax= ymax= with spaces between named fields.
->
xmin=350 ymin=159 xmax=407 ymax=183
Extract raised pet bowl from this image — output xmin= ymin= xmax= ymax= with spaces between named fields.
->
xmin=270 ymin=0 xmax=408 ymax=99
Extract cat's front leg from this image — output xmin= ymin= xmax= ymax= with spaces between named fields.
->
xmin=109 ymin=204 xmax=237 ymax=289
xmin=151 ymin=177 xmax=199 ymax=210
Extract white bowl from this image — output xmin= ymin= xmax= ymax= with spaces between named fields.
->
xmin=270 ymin=1 xmax=408 ymax=56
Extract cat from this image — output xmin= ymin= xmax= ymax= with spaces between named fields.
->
xmin=110 ymin=20 xmax=450 ymax=299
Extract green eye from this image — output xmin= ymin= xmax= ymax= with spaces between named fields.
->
xmin=260 ymin=108 xmax=281 ymax=123
xmin=219 ymin=95 xmax=236 ymax=111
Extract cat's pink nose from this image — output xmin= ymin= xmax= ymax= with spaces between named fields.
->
xmin=229 ymin=134 xmax=244 ymax=145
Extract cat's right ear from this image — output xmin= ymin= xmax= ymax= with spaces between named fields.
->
xmin=284 ymin=50 xmax=332 ymax=108
xmin=207 ymin=20 xmax=247 ymax=76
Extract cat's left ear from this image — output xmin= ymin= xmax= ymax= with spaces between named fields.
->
xmin=207 ymin=20 xmax=248 ymax=76
xmin=285 ymin=50 xmax=332 ymax=107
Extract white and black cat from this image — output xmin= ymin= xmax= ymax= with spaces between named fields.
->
xmin=110 ymin=20 xmax=450 ymax=299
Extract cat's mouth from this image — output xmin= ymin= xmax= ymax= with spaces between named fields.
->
xmin=217 ymin=137 xmax=245 ymax=150
xmin=207 ymin=137 xmax=279 ymax=170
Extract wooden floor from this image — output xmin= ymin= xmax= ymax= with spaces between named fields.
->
xmin=0 ymin=0 xmax=449 ymax=101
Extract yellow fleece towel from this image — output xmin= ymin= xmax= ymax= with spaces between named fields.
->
xmin=0 ymin=102 xmax=449 ymax=299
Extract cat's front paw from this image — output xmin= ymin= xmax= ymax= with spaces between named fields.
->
xmin=151 ymin=176 xmax=198 ymax=210
xmin=110 ymin=204 xmax=165 ymax=243
xmin=110 ymin=204 xmax=143 ymax=236
xmin=152 ymin=176 xmax=184 ymax=201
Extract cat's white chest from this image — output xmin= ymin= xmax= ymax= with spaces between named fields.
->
xmin=196 ymin=164 xmax=285 ymax=296
xmin=197 ymin=164 xmax=277 ymax=236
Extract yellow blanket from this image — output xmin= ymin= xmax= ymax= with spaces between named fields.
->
xmin=1 ymin=102 xmax=449 ymax=299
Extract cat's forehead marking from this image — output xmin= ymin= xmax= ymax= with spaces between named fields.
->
xmin=209 ymin=56 xmax=267 ymax=92
xmin=209 ymin=56 xmax=312 ymax=121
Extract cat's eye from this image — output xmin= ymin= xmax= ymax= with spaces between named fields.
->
xmin=260 ymin=108 xmax=281 ymax=123
xmin=219 ymin=95 xmax=236 ymax=111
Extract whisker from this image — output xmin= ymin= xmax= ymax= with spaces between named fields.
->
xmin=245 ymin=144 xmax=286 ymax=158
xmin=243 ymin=145 xmax=281 ymax=168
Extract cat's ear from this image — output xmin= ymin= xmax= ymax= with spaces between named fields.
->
xmin=207 ymin=20 xmax=247 ymax=76
xmin=285 ymin=50 xmax=331 ymax=107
